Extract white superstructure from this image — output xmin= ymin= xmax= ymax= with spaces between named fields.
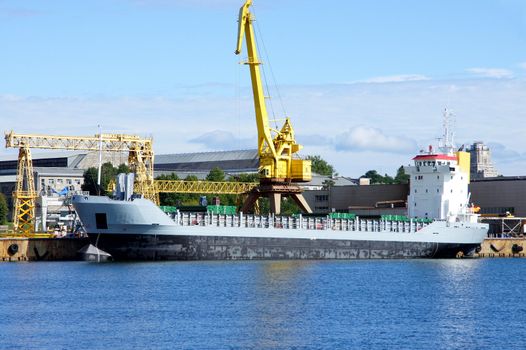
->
xmin=405 ymin=108 xmax=474 ymax=221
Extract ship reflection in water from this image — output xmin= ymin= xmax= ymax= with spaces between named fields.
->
xmin=249 ymin=261 xmax=314 ymax=348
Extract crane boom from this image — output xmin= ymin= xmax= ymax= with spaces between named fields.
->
xmin=235 ymin=0 xmax=310 ymax=183
xmin=235 ymin=0 xmax=312 ymax=214
xmin=235 ymin=0 xmax=276 ymax=161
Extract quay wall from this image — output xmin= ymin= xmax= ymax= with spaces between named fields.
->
xmin=0 ymin=237 xmax=89 ymax=261
xmin=477 ymin=238 xmax=526 ymax=258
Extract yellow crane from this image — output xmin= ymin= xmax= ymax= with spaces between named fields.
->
xmin=5 ymin=131 xmax=156 ymax=235
xmin=235 ymin=0 xmax=312 ymax=214
xmin=154 ymin=179 xmax=257 ymax=195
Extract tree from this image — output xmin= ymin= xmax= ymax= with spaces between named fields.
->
xmin=157 ymin=173 xmax=180 ymax=206
xmin=230 ymin=173 xmax=259 ymax=183
xmin=206 ymin=167 xmax=225 ymax=182
xmin=362 ymin=170 xmax=384 ymax=184
xmin=179 ymin=175 xmax=200 ymax=206
xmin=307 ymin=155 xmax=335 ymax=176
xmin=362 ymin=166 xmax=409 ymax=185
xmin=117 ymin=163 xmax=130 ymax=174
xmin=0 ymin=193 xmax=8 ymax=225
xmin=383 ymin=174 xmax=394 ymax=184
xmin=394 ymin=166 xmax=410 ymax=184
xmin=322 ymin=179 xmax=335 ymax=190
xmin=82 ymin=162 xmax=128 ymax=196
xmin=281 ymin=197 xmax=301 ymax=216
xmin=82 ymin=167 xmax=100 ymax=195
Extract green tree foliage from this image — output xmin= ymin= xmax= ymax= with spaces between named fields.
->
xmin=206 ymin=167 xmax=225 ymax=182
xmin=82 ymin=167 xmax=100 ymax=195
xmin=157 ymin=173 xmax=180 ymax=206
xmin=180 ymin=175 xmax=201 ymax=206
xmin=163 ymin=175 xmax=201 ymax=206
xmin=322 ymin=179 xmax=335 ymax=190
xmin=254 ymin=196 xmax=301 ymax=216
xmin=362 ymin=170 xmax=385 ymax=184
xmin=229 ymin=173 xmax=259 ymax=183
xmin=281 ymin=197 xmax=301 ymax=216
xmin=117 ymin=163 xmax=130 ymax=174
xmin=82 ymin=162 xmax=128 ymax=195
xmin=362 ymin=166 xmax=409 ymax=185
xmin=307 ymin=155 xmax=336 ymax=176
xmin=394 ymin=166 xmax=410 ymax=184
xmin=0 ymin=193 xmax=8 ymax=225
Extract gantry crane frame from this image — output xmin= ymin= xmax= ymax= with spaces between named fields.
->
xmin=154 ymin=179 xmax=257 ymax=195
xmin=5 ymin=131 xmax=157 ymax=235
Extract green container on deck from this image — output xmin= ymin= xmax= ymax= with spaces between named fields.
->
xmin=329 ymin=213 xmax=356 ymax=220
xmin=207 ymin=205 xmax=237 ymax=215
xmin=159 ymin=206 xmax=177 ymax=213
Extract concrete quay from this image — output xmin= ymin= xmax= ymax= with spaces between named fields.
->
xmin=476 ymin=238 xmax=526 ymax=258
xmin=0 ymin=237 xmax=89 ymax=261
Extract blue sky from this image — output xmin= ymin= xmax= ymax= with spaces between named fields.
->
xmin=1 ymin=0 xmax=525 ymax=177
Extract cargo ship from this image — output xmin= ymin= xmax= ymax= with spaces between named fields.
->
xmin=72 ymin=132 xmax=489 ymax=261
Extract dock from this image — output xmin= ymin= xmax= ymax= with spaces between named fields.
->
xmin=476 ymin=238 xmax=526 ymax=258
xmin=0 ymin=236 xmax=89 ymax=261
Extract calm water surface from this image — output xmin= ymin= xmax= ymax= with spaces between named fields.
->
xmin=0 ymin=259 xmax=524 ymax=349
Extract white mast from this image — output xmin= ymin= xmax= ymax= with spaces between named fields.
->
xmin=97 ymin=125 xmax=103 ymax=191
xmin=439 ymin=107 xmax=455 ymax=154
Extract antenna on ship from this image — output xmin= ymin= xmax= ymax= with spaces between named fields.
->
xmin=439 ymin=107 xmax=455 ymax=154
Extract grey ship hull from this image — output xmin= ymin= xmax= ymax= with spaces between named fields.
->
xmin=73 ymin=195 xmax=488 ymax=261
xmin=87 ymin=233 xmax=480 ymax=260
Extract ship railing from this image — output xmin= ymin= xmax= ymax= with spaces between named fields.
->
xmin=175 ymin=211 xmax=431 ymax=233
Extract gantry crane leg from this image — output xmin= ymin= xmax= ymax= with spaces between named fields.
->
xmin=12 ymin=145 xmax=37 ymax=235
xmin=241 ymin=182 xmax=312 ymax=215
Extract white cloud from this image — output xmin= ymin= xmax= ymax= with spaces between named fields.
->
xmin=356 ymin=74 xmax=430 ymax=84
xmin=466 ymin=67 xmax=513 ymax=79
xmin=519 ymin=62 xmax=526 ymax=70
xmin=1 ymin=77 xmax=525 ymax=177
xmin=333 ymin=126 xmax=416 ymax=153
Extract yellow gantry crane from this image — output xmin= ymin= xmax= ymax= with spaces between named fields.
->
xmin=154 ymin=179 xmax=257 ymax=195
xmin=5 ymin=131 xmax=156 ymax=235
xmin=235 ymin=0 xmax=312 ymax=214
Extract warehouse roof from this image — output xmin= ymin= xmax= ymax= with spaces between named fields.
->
xmin=155 ymin=149 xmax=259 ymax=172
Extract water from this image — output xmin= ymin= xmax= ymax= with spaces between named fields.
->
xmin=1 ymin=259 xmax=525 ymax=350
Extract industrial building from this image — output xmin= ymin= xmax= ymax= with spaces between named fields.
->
xmin=154 ymin=150 xmax=259 ymax=180
xmin=466 ymin=141 xmax=499 ymax=180
xmin=470 ymin=176 xmax=526 ymax=216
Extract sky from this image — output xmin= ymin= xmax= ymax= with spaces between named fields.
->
xmin=0 ymin=0 xmax=525 ymax=177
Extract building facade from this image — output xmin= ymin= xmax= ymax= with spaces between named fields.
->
xmin=467 ymin=141 xmax=499 ymax=180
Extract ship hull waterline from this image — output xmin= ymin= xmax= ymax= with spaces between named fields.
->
xmin=86 ymin=232 xmax=481 ymax=261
